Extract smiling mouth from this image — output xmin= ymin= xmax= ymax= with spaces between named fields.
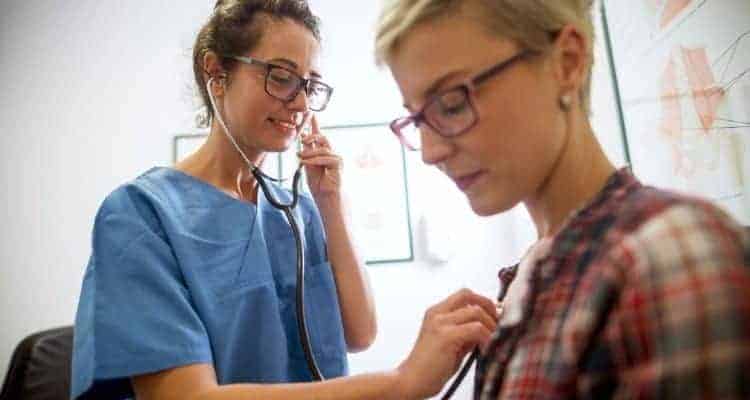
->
xmin=269 ymin=118 xmax=296 ymax=129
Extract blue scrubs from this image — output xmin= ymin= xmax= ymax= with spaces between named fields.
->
xmin=71 ymin=167 xmax=348 ymax=399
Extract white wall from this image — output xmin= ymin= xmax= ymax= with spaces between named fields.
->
xmin=0 ymin=1 xmax=623 ymax=398
xmin=0 ymin=0 xmax=215 ymax=378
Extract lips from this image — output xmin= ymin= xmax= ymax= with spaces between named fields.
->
xmin=453 ymin=171 xmax=485 ymax=191
xmin=268 ymin=118 xmax=298 ymax=134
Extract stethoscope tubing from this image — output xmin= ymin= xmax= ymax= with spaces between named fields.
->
xmin=207 ymin=76 xmax=325 ymax=381
xmin=251 ymin=165 xmax=325 ymax=381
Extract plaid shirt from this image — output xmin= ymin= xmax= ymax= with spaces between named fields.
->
xmin=475 ymin=168 xmax=750 ymax=399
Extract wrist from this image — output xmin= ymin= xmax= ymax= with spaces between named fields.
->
xmin=389 ymin=367 xmax=418 ymax=400
xmin=315 ymin=194 xmax=344 ymax=216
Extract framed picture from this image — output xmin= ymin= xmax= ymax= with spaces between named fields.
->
xmin=173 ymin=123 xmax=415 ymax=265
xmin=320 ymin=123 xmax=414 ymax=265
xmin=602 ymin=0 xmax=750 ymax=224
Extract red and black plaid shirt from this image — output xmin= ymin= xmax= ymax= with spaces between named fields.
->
xmin=475 ymin=168 xmax=750 ymax=399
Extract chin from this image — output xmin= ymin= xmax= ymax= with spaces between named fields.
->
xmin=467 ymin=194 xmax=516 ymax=217
xmin=267 ymin=138 xmax=296 ymax=153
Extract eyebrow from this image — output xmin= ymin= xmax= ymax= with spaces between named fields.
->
xmin=268 ymin=57 xmax=322 ymax=79
xmin=403 ymin=70 xmax=466 ymax=110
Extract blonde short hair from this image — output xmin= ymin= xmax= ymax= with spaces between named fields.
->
xmin=375 ymin=0 xmax=596 ymax=113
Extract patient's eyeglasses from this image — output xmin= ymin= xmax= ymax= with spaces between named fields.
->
xmin=390 ymin=50 xmax=535 ymax=151
xmin=230 ymin=55 xmax=334 ymax=112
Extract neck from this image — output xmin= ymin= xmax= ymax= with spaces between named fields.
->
xmin=175 ymin=121 xmax=264 ymax=202
xmin=524 ymin=115 xmax=616 ymax=239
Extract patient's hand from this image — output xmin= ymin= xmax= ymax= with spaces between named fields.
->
xmin=396 ymin=289 xmax=499 ymax=399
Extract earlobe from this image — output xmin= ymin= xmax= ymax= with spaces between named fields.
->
xmin=207 ymin=74 xmax=227 ymax=97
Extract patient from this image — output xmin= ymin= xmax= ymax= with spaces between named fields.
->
xmin=375 ymin=0 xmax=750 ymax=398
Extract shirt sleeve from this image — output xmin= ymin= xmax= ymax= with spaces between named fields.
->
xmin=72 ymin=188 xmax=213 ymax=399
xmin=621 ymin=203 xmax=750 ymax=398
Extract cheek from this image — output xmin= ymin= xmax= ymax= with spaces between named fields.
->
xmin=476 ymin=94 xmax=559 ymax=181
xmin=227 ymin=90 xmax=270 ymax=124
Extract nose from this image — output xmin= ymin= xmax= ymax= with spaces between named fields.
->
xmin=420 ymin=125 xmax=453 ymax=166
xmin=286 ymin=84 xmax=310 ymax=112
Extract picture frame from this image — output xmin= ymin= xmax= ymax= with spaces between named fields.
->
xmin=319 ymin=123 xmax=414 ymax=265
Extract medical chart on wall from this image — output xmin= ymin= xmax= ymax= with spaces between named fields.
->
xmin=603 ymin=0 xmax=750 ymax=224
xmin=321 ymin=124 xmax=414 ymax=264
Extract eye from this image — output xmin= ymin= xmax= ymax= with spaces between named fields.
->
xmin=436 ymin=91 xmax=469 ymax=116
xmin=268 ymin=68 xmax=296 ymax=86
xmin=308 ymin=82 xmax=328 ymax=95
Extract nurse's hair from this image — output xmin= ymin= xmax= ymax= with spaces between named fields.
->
xmin=193 ymin=0 xmax=321 ymax=126
xmin=375 ymin=0 xmax=595 ymax=113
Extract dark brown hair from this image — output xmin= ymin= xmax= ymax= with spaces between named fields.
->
xmin=193 ymin=0 xmax=321 ymax=125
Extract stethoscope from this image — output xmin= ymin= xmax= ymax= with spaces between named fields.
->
xmin=207 ymin=77 xmax=325 ymax=380
xmin=207 ymin=76 xmax=481 ymax=397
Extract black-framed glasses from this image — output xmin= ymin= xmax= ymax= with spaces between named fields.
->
xmin=230 ymin=55 xmax=334 ymax=112
xmin=390 ymin=50 xmax=535 ymax=151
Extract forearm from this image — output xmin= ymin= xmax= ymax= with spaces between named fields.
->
xmin=318 ymin=196 xmax=377 ymax=352
xmin=191 ymin=371 xmax=406 ymax=400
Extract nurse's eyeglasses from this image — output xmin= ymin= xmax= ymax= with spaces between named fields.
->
xmin=230 ymin=55 xmax=334 ymax=112
xmin=390 ymin=50 xmax=536 ymax=151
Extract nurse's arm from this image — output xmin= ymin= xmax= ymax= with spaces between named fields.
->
xmin=131 ymin=289 xmax=499 ymax=400
xmin=132 ymin=363 xmax=402 ymax=400
xmin=318 ymin=196 xmax=378 ymax=353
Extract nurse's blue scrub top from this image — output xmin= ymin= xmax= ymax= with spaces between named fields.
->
xmin=71 ymin=167 xmax=348 ymax=399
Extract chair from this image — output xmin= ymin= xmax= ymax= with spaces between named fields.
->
xmin=0 ymin=326 xmax=73 ymax=400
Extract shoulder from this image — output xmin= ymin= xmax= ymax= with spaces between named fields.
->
xmin=607 ymin=187 xmax=747 ymax=283
xmin=94 ymin=167 xmax=194 ymax=239
xmin=97 ymin=168 xmax=168 ymax=218
xmin=616 ymin=185 xmax=745 ymax=247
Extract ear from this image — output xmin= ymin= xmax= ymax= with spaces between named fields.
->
xmin=550 ymin=24 xmax=588 ymax=104
xmin=203 ymin=51 xmax=227 ymax=96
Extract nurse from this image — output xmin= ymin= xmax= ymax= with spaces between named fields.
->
xmin=70 ymin=0 xmax=376 ymax=397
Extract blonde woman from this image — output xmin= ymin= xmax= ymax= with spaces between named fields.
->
xmin=374 ymin=0 xmax=750 ymax=399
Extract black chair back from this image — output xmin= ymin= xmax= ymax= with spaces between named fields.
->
xmin=1 ymin=327 xmax=73 ymax=400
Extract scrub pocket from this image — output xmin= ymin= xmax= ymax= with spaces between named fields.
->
xmin=304 ymin=260 xmax=347 ymax=355
xmin=280 ymin=260 xmax=348 ymax=380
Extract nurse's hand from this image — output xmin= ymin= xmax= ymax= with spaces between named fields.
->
xmin=395 ymin=289 xmax=499 ymax=400
xmin=298 ymin=115 xmax=343 ymax=207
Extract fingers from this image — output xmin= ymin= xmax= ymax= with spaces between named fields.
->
xmin=431 ymin=288 xmax=499 ymax=321
xmin=299 ymin=155 xmax=342 ymax=169
xmin=300 ymin=114 xmax=325 ymax=149
xmin=298 ymin=137 xmax=342 ymax=171
xmin=310 ymin=113 xmax=320 ymax=133
xmin=395 ymin=291 xmax=499 ymax=400
xmin=449 ymin=321 xmax=494 ymax=351
xmin=298 ymin=146 xmax=335 ymax=158
xmin=301 ymin=133 xmax=331 ymax=150
xmin=439 ymin=304 xmax=498 ymax=334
